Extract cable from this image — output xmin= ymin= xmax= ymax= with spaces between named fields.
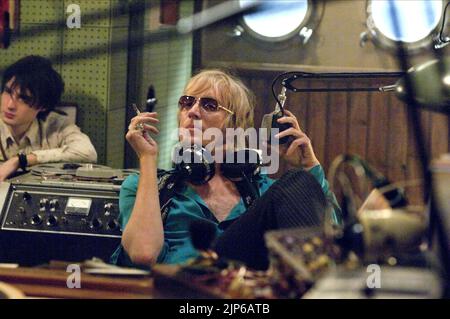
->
xmin=272 ymin=71 xmax=404 ymax=105
xmin=438 ymin=1 xmax=450 ymax=43
xmin=271 ymin=71 xmax=306 ymax=113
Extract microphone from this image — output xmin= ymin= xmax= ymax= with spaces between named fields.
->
xmin=348 ymin=155 xmax=408 ymax=209
xmin=379 ymin=56 xmax=450 ymax=114
xmin=187 ymin=220 xmax=235 ymax=271
xmin=378 ymin=84 xmax=397 ymax=92
xmin=146 ymin=85 xmax=157 ymax=112
xmin=371 ymin=176 xmax=408 ymax=209
xmin=189 ymin=220 xmax=217 ymax=252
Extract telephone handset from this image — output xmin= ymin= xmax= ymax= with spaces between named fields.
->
xmin=261 ymin=86 xmax=292 ymax=145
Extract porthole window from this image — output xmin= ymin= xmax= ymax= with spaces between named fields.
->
xmin=366 ymin=0 xmax=444 ymax=51
xmin=239 ymin=0 xmax=310 ymax=42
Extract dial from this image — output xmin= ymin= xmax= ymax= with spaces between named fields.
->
xmin=31 ymin=214 xmax=43 ymax=226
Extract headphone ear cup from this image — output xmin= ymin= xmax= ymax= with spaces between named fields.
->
xmin=221 ymin=149 xmax=261 ymax=180
xmin=173 ymin=145 xmax=215 ymax=185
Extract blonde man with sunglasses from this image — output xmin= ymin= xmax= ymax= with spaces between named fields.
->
xmin=112 ymin=69 xmax=340 ymax=270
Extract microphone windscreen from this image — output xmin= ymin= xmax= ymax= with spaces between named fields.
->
xmin=146 ymin=85 xmax=157 ymax=112
xmin=189 ymin=220 xmax=217 ymax=251
xmin=373 ymin=177 xmax=408 ymax=208
xmin=350 ymin=155 xmax=408 ymax=208
xmin=147 ymin=85 xmax=155 ymax=99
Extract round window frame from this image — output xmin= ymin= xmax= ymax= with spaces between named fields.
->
xmin=237 ymin=0 xmax=323 ymax=44
xmin=366 ymin=0 xmax=445 ymax=53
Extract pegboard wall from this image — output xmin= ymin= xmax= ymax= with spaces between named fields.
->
xmin=0 ymin=0 xmax=129 ymax=168
xmin=139 ymin=0 xmax=194 ymax=169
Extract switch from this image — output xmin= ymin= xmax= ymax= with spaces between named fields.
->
xmin=22 ymin=192 xmax=31 ymax=202
xmin=49 ymin=199 xmax=59 ymax=210
xmin=39 ymin=198 xmax=49 ymax=209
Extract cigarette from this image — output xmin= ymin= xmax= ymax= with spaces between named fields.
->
xmin=131 ymin=103 xmax=141 ymax=114
xmin=130 ymin=103 xmax=151 ymax=140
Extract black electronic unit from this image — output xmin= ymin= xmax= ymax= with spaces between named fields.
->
xmin=0 ymin=163 xmax=137 ymax=266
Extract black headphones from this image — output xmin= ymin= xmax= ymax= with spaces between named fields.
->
xmin=220 ymin=148 xmax=261 ymax=181
xmin=172 ymin=144 xmax=215 ymax=185
xmin=170 ymin=144 xmax=262 ymax=208
xmin=172 ymin=145 xmax=262 ymax=185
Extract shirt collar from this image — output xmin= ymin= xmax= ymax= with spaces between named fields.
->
xmin=24 ymin=118 xmax=40 ymax=147
xmin=0 ymin=118 xmax=14 ymax=148
xmin=0 ymin=118 xmax=40 ymax=149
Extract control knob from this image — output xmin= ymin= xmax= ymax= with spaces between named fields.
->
xmin=107 ymin=219 xmax=119 ymax=231
xmin=31 ymin=214 xmax=43 ymax=225
xmin=39 ymin=198 xmax=49 ymax=209
xmin=46 ymin=215 xmax=58 ymax=227
xmin=90 ymin=218 xmax=103 ymax=230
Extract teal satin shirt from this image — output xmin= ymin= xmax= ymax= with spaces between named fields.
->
xmin=110 ymin=165 xmax=340 ymax=267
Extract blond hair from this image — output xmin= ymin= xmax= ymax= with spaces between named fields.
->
xmin=182 ymin=69 xmax=255 ymax=130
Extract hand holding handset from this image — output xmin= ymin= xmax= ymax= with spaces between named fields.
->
xmin=261 ymin=87 xmax=292 ymax=145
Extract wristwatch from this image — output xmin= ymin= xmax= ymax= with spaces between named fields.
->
xmin=17 ymin=151 xmax=28 ymax=171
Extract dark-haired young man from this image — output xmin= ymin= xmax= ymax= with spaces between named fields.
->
xmin=0 ymin=55 xmax=97 ymax=181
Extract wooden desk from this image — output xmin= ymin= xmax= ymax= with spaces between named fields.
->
xmin=0 ymin=267 xmax=155 ymax=299
xmin=0 ymin=264 xmax=271 ymax=299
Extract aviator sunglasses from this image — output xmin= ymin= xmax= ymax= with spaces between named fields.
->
xmin=178 ymin=95 xmax=234 ymax=115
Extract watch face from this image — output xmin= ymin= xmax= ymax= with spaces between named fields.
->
xmin=17 ymin=152 xmax=28 ymax=170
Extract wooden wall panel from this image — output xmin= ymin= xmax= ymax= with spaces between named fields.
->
xmin=247 ymin=77 xmax=270 ymax=129
xmin=406 ymin=110 xmax=432 ymax=205
xmin=285 ymin=82 xmax=309 ymax=133
xmin=237 ymin=71 xmax=449 ymax=206
xmin=430 ymin=113 xmax=450 ymax=159
xmin=305 ymin=81 xmax=329 ymax=168
xmin=386 ymin=93 xmax=408 ymax=190
xmin=367 ymin=81 xmax=390 ymax=177
xmin=347 ymin=80 xmax=370 ymax=159
xmin=325 ymin=81 xmax=348 ymax=173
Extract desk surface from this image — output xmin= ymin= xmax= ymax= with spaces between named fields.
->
xmin=0 ymin=264 xmax=264 ymax=299
xmin=0 ymin=267 xmax=156 ymax=299
xmin=1 ymin=264 xmax=442 ymax=299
